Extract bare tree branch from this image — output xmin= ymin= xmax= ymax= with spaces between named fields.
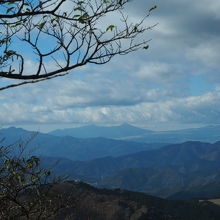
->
xmin=0 ymin=0 xmax=157 ymax=90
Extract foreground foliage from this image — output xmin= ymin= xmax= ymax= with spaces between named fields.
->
xmin=0 ymin=143 xmax=61 ymax=219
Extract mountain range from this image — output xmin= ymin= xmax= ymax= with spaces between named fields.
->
xmin=49 ymin=123 xmax=220 ymax=143
xmin=0 ymin=127 xmax=164 ymax=161
xmin=66 ymin=141 xmax=220 ymax=179
xmin=2 ymin=126 xmax=220 ymax=200
xmin=47 ymin=141 xmax=220 ymax=199
xmin=49 ymin=123 xmax=151 ymax=139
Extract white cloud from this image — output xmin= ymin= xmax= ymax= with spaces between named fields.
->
xmin=186 ymin=40 xmax=220 ymax=68
xmin=134 ymin=62 xmax=183 ymax=85
xmin=1 ymin=0 xmax=220 ymax=131
xmin=1 ymin=74 xmax=220 ymax=127
xmin=195 ymin=0 xmax=220 ymax=19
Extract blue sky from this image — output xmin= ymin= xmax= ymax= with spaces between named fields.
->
xmin=1 ymin=0 xmax=220 ymax=132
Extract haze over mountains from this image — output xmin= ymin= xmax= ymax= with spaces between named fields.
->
xmin=50 ymin=123 xmax=150 ymax=139
xmin=3 ymin=123 xmax=220 ymax=145
xmin=0 ymin=127 xmax=163 ymax=161
xmin=49 ymin=123 xmax=220 ymax=143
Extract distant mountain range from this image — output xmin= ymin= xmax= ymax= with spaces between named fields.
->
xmin=49 ymin=123 xmax=151 ymax=139
xmin=49 ymin=123 xmax=220 ymax=143
xmin=0 ymin=127 xmax=164 ymax=161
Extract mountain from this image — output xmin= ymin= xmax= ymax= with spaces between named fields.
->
xmin=3 ymin=127 xmax=220 ymax=200
xmin=97 ymin=167 xmax=220 ymax=198
xmin=98 ymin=167 xmax=187 ymax=197
xmin=167 ymin=181 xmax=220 ymax=200
xmin=68 ymin=141 xmax=220 ymax=180
xmin=49 ymin=123 xmax=152 ymax=139
xmin=49 ymin=124 xmax=220 ymax=143
xmin=55 ymin=141 xmax=220 ymax=198
xmin=0 ymin=127 xmax=164 ymax=161
xmin=39 ymin=155 xmax=220 ymax=198
xmin=130 ymin=125 xmax=220 ymax=143
xmin=19 ymin=180 xmax=220 ymax=220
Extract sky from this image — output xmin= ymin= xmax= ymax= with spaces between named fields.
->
xmin=1 ymin=0 xmax=220 ymax=132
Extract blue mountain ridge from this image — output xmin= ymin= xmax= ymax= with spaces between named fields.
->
xmin=0 ymin=127 xmax=164 ymax=161
xmin=49 ymin=123 xmax=220 ymax=143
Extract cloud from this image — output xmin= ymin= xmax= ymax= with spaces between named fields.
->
xmin=1 ymin=0 xmax=220 ymax=130
xmin=186 ymin=39 xmax=220 ymax=68
xmin=1 ymin=73 xmax=220 ymax=128
xmin=133 ymin=62 xmax=185 ymax=85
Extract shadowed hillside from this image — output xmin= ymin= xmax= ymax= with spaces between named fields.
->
xmin=22 ymin=181 xmax=220 ymax=220
xmin=48 ymin=141 xmax=220 ymax=198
